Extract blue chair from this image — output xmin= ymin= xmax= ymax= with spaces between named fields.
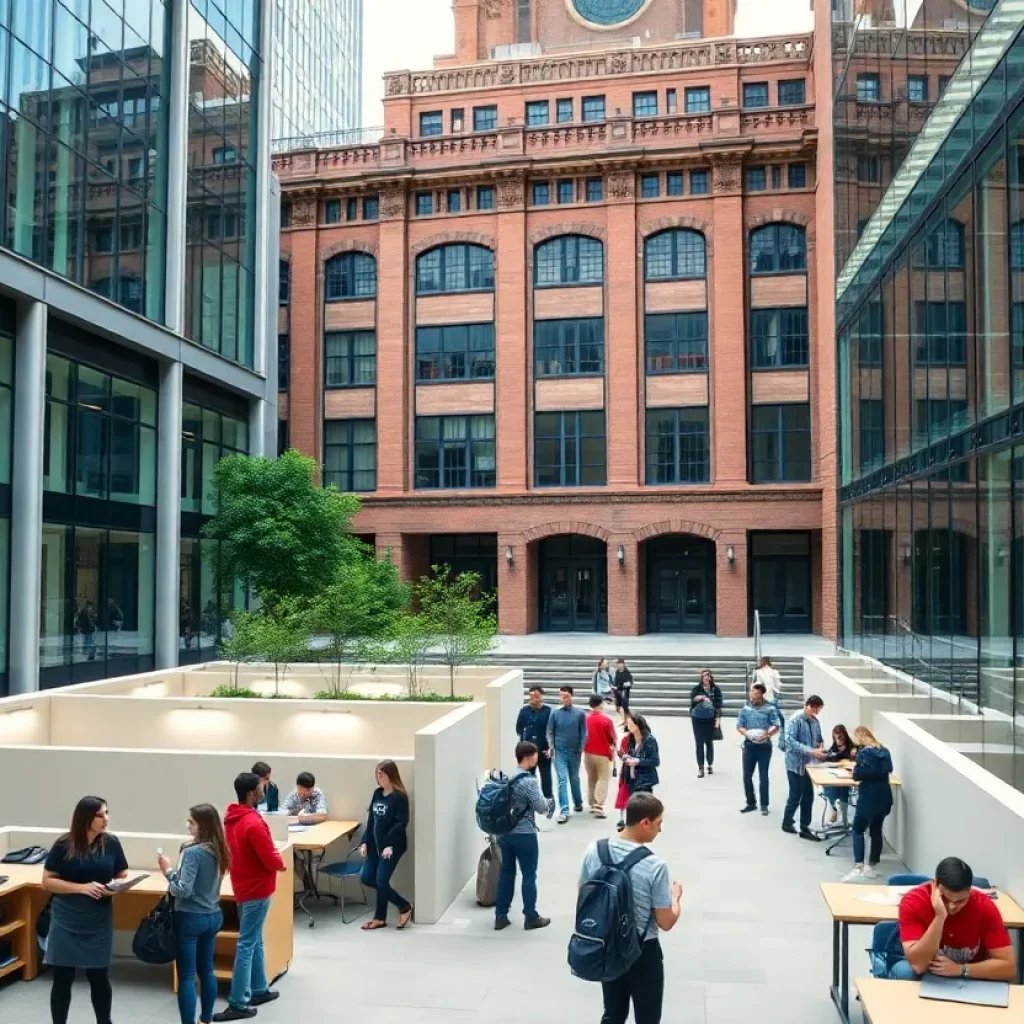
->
xmin=869 ymin=921 xmax=906 ymax=978
xmin=886 ymin=873 xmax=929 ymax=886
xmin=318 ymin=839 xmax=370 ymax=924
xmin=973 ymin=876 xmax=991 ymax=889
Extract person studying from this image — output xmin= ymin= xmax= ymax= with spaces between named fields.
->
xmin=282 ymin=772 xmax=328 ymax=824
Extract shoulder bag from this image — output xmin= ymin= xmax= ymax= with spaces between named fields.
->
xmin=132 ymin=893 xmax=177 ymax=965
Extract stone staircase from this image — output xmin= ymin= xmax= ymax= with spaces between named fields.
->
xmin=476 ymin=653 xmax=805 ymax=718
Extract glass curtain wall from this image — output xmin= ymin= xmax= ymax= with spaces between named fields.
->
xmin=0 ymin=308 xmax=13 ymax=693
xmin=0 ymin=0 xmax=171 ymax=322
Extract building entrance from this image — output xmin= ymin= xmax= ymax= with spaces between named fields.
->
xmin=538 ymin=535 xmax=607 ymax=631
xmin=645 ymin=535 xmax=715 ymax=632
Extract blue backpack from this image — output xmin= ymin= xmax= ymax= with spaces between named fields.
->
xmin=568 ymin=839 xmax=652 ymax=983
xmin=475 ymin=773 xmax=529 ymax=836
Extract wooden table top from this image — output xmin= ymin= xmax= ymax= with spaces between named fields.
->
xmin=287 ymin=819 xmax=359 ymax=852
xmin=807 ymin=764 xmax=903 ymax=788
xmin=820 ymin=882 xmax=1024 ymax=928
xmin=856 ymin=978 xmax=1024 ymax=1020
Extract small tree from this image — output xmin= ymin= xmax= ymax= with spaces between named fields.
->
xmin=220 ymin=609 xmax=264 ymax=691
xmin=416 ymin=566 xmax=497 ymax=698
xmin=364 ymin=614 xmax=433 ymax=697
xmin=221 ymin=602 xmax=310 ymax=696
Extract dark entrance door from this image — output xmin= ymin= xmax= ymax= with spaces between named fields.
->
xmin=428 ymin=534 xmax=498 ymax=604
xmin=749 ymin=532 xmax=812 ymax=633
xmin=645 ymin=535 xmax=715 ymax=632
xmin=539 ymin=535 xmax=607 ymax=631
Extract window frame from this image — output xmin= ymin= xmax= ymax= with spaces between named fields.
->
xmin=690 ymin=169 xmax=709 ymax=194
xmin=473 ymin=105 xmax=498 ymax=132
xmin=414 ymin=415 xmax=497 ymax=490
xmin=526 ymin=100 xmax=550 ymax=126
xmin=324 ymin=330 xmax=377 ymax=388
xmin=326 ymin=199 xmax=342 ymax=224
xmin=557 ymin=98 xmax=574 ymax=123
xmin=278 ymin=260 xmax=290 ymax=306
xmin=415 ymin=243 xmax=496 ymax=296
xmin=749 ymin=306 xmax=810 ymax=369
xmin=640 ymin=173 xmax=660 ymax=199
xmin=324 ymin=252 xmax=377 ymax=302
xmin=644 ymin=311 xmax=709 ymax=374
xmin=750 ymin=403 xmax=812 ymax=483
xmin=533 ymin=410 xmax=607 ymax=488
xmin=420 ymin=111 xmax=443 ymax=137
xmin=746 ymin=166 xmax=767 ymax=192
xmin=585 ymin=177 xmax=603 ymax=202
xmin=856 ymin=73 xmax=881 ymax=102
xmin=477 ymin=185 xmax=495 ymax=210
xmin=415 ymin=192 xmax=433 ymax=216
xmin=685 ymin=86 xmax=711 ymax=114
xmin=415 ymin=323 xmax=496 ymax=382
xmin=532 ymin=181 xmax=551 ymax=206
xmin=632 ymin=91 xmax=658 ymax=118
xmin=907 ymin=75 xmax=929 ymax=103
xmin=533 ymin=235 xmax=605 ymax=288
xmin=787 ymin=163 xmax=807 ymax=189
xmin=742 ymin=82 xmax=769 ymax=109
xmin=643 ymin=229 xmax=707 ymax=282
xmin=748 ymin=223 xmax=808 ymax=276
xmin=557 ymin=179 xmax=575 ymax=204
xmin=644 ymin=407 xmax=710 ymax=485
xmin=323 ymin=419 xmax=377 ymax=493
xmin=778 ymin=79 xmax=806 ymax=106
xmin=534 ymin=317 xmax=605 ymax=377
xmin=581 ymin=95 xmax=606 ymax=122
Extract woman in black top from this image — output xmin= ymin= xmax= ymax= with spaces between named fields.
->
xmin=822 ymin=724 xmax=856 ymax=824
xmin=359 ymin=760 xmax=413 ymax=930
xmin=689 ymin=669 xmax=723 ymax=778
xmin=42 ymin=795 xmax=129 ymax=1024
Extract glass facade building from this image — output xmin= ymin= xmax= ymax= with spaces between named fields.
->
xmin=0 ymin=0 xmax=279 ymax=695
xmin=271 ymin=0 xmax=362 ymax=142
xmin=835 ymin=0 xmax=1024 ymax=785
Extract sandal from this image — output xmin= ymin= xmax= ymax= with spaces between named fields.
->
xmin=361 ymin=919 xmax=387 ymax=931
xmin=398 ymin=906 xmax=414 ymax=930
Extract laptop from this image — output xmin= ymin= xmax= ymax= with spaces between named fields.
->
xmin=918 ymin=973 xmax=1010 ymax=1008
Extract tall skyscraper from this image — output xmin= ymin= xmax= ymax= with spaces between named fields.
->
xmin=272 ymin=0 xmax=363 ymax=142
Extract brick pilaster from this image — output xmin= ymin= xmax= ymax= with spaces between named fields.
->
xmin=717 ymin=532 xmax=748 ymax=636
xmin=286 ymin=195 xmax=319 ymax=463
xmin=607 ymin=535 xmax=640 ymax=635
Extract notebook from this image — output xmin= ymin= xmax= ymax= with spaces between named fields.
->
xmin=918 ymin=973 xmax=1010 ymax=1008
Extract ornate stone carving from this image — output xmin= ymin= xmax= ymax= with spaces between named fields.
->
xmin=484 ymin=0 xmax=503 ymax=16
xmin=609 ymin=53 xmax=628 ymax=74
xmin=380 ymin=183 xmax=406 ymax=220
xmin=497 ymin=177 xmax=524 ymax=210
xmin=499 ymin=63 xmax=517 ymax=84
xmin=291 ymin=199 xmax=317 ymax=227
xmin=385 ymin=74 xmax=408 ymax=96
xmin=607 ymin=171 xmax=635 ymax=199
xmin=712 ymin=158 xmax=742 ymax=194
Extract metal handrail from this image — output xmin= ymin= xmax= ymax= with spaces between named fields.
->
xmin=753 ymin=609 xmax=762 ymax=664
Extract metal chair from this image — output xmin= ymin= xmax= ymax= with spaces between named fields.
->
xmin=318 ymin=838 xmax=370 ymax=924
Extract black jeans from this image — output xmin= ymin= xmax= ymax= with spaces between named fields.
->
xmin=601 ymin=938 xmax=664 ymax=1024
xmin=783 ymin=769 xmax=815 ymax=830
xmin=50 ymin=966 xmax=112 ymax=1024
xmin=529 ymin=752 xmax=553 ymax=800
xmin=691 ymin=718 xmax=715 ymax=768
xmin=852 ymin=809 xmax=888 ymax=865
xmin=361 ymin=848 xmax=412 ymax=922
xmin=742 ymin=741 xmax=772 ymax=809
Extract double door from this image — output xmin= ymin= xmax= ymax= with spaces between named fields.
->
xmin=541 ymin=560 xmax=606 ymax=631
xmin=648 ymin=565 xmax=713 ymax=632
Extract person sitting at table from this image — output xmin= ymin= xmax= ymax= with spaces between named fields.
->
xmin=822 ymin=724 xmax=856 ymax=825
xmin=359 ymin=760 xmax=413 ymax=930
xmin=890 ymin=855 xmax=1016 ymax=981
xmin=282 ymin=771 xmax=328 ymax=824
xmin=251 ymin=762 xmax=279 ymax=813
xmin=841 ymin=726 xmax=892 ymax=883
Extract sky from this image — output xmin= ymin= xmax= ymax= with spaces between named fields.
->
xmin=361 ymin=0 xmax=813 ymax=128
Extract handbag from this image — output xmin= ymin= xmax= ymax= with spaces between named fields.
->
xmin=35 ymin=896 xmax=52 ymax=951
xmin=712 ymin=724 xmax=724 ymax=742
xmin=132 ymin=894 xmax=176 ymax=965
xmin=2 ymin=846 xmax=49 ymax=864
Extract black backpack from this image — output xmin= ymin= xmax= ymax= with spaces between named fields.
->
xmin=568 ymin=839 xmax=653 ymax=983
xmin=475 ymin=773 xmax=529 ymax=836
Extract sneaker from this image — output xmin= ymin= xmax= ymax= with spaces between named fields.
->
xmin=739 ymin=805 xmax=757 ymax=814
xmin=557 ymin=814 xmax=568 ymax=824
xmin=494 ymin=917 xmax=511 ymax=931
xmin=697 ymin=768 xmax=705 ymax=778
xmin=595 ymin=811 xmax=606 ymax=819
xmin=781 ymin=823 xmax=797 ymax=835
xmin=799 ymin=829 xmax=823 ymax=843
xmin=213 ymin=1008 xmax=257 ymax=1022
xmin=842 ymin=867 xmax=865 ymax=883
xmin=573 ymin=804 xmax=584 ymax=814
xmin=250 ymin=991 xmax=279 ymax=1007
xmin=707 ymin=766 xmax=713 ymax=775
xmin=761 ymin=808 xmax=769 ymax=816
xmin=861 ymin=867 xmax=880 ymax=880
xmin=525 ymin=916 xmax=551 ymax=931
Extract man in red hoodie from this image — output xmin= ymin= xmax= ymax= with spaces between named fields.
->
xmin=213 ymin=773 xmax=287 ymax=1022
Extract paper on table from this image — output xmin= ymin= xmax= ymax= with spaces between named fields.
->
xmin=106 ymin=873 xmax=150 ymax=893
xmin=856 ymin=887 xmax=913 ymax=905
xmin=288 ymin=824 xmax=313 ymax=833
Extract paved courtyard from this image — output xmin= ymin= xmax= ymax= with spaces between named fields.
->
xmin=491 ymin=633 xmax=838 ymax=658
xmin=0 ymin=714 xmax=897 ymax=1024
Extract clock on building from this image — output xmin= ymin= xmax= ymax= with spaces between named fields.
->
xmin=566 ymin=0 xmax=654 ymax=29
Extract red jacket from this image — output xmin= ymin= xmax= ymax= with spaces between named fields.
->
xmin=224 ymin=803 xmax=286 ymax=902
xmin=584 ymin=710 xmax=617 ymax=759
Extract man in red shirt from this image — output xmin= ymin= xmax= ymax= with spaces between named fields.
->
xmin=583 ymin=694 xmax=618 ymax=819
xmin=893 ymin=856 xmax=1016 ymax=981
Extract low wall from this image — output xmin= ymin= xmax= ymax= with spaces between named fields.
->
xmin=413 ymin=703 xmax=485 ymax=924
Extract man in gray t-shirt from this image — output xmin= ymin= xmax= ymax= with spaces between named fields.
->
xmin=495 ymin=742 xmax=554 ymax=932
xmin=577 ymin=792 xmax=682 ymax=1023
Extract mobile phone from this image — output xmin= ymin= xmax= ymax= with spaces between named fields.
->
xmin=156 ymin=847 xmax=164 ymax=856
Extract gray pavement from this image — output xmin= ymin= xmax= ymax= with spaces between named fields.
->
xmin=0 ymin=714 xmax=898 ymax=1024
xmin=491 ymin=633 xmax=837 ymax=658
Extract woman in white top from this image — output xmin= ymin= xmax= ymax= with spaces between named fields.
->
xmin=753 ymin=656 xmax=783 ymax=702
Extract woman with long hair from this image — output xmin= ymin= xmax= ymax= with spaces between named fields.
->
xmin=592 ymin=657 xmax=613 ymax=704
xmin=159 ymin=804 xmax=230 ymax=1024
xmin=753 ymin=656 xmax=783 ymax=702
xmin=623 ymin=714 xmax=660 ymax=797
xmin=359 ymin=760 xmax=413 ymax=930
xmin=822 ymin=724 xmax=857 ymax=824
xmin=842 ymin=726 xmax=895 ymax=883
xmin=42 ymin=796 xmax=129 ymax=1024
xmin=689 ymin=669 xmax=723 ymax=778
xmin=613 ymin=719 xmax=632 ymax=833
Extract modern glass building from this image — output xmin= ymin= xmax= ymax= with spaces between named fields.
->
xmin=0 ymin=0 xmax=279 ymax=694
xmin=834 ymin=0 xmax=1024 ymax=758
xmin=271 ymin=0 xmax=362 ymax=142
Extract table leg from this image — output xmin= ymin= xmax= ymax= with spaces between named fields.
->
xmin=840 ymin=923 xmax=849 ymax=1022
xmin=296 ymin=851 xmax=315 ymax=927
xmin=825 ymin=826 xmax=851 ymax=856
xmin=1018 ymin=929 xmax=1024 ymax=985
xmin=832 ymin=919 xmax=840 ymax=991
xmin=829 ymin=920 xmax=852 ymax=1024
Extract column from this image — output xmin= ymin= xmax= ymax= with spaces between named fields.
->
xmin=607 ymin=535 xmax=640 ymax=636
xmin=717 ymin=532 xmax=748 ymax=637
xmin=286 ymin=198 xmax=319 ymax=461
xmin=155 ymin=361 xmax=183 ymax=670
xmin=498 ymin=533 xmax=528 ymax=634
xmin=496 ymin=176 xmax=527 ymax=489
xmin=163 ymin=0 xmax=190 ymax=333
xmin=251 ymin=0 xmax=275 ymax=377
xmin=710 ymin=156 xmax=748 ymax=484
xmin=9 ymin=301 xmax=46 ymax=693
xmin=377 ymin=184 xmax=410 ymax=492
xmin=606 ymin=171 xmax=640 ymax=487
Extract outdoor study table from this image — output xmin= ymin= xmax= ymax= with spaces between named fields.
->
xmin=286 ymin=818 xmax=360 ymax=926
xmin=855 ymin=977 xmax=1024 ymax=1022
xmin=806 ymin=763 xmax=903 ymax=855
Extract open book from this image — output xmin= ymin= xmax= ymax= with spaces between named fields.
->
xmin=106 ymin=873 xmax=150 ymax=893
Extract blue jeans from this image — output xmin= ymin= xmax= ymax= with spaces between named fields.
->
xmin=227 ymin=897 xmax=270 ymax=1010
xmin=554 ymin=748 xmax=583 ymax=815
xmin=495 ymin=831 xmax=539 ymax=922
xmin=888 ymin=958 xmax=921 ymax=981
xmin=174 ymin=909 xmax=222 ymax=1024
xmin=742 ymin=741 xmax=772 ymax=809
xmin=783 ymin=770 xmax=815 ymax=830
xmin=361 ymin=849 xmax=411 ymax=922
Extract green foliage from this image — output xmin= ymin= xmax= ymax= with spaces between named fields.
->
xmin=219 ymin=603 xmax=311 ymax=695
xmin=416 ymin=566 xmax=497 ymax=698
xmin=208 ymin=686 xmax=296 ymax=699
xmin=311 ymin=689 xmax=471 ymax=703
xmin=202 ymin=450 xmax=359 ymax=603
xmin=363 ymin=613 xmax=434 ymax=696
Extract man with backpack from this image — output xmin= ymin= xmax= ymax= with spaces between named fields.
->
xmin=573 ymin=793 xmax=682 ymax=1024
xmin=490 ymin=742 xmax=552 ymax=931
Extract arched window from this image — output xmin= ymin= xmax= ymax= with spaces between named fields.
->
xmin=914 ymin=219 xmax=964 ymax=269
xmin=278 ymin=260 xmax=290 ymax=305
xmin=416 ymin=243 xmax=495 ymax=295
xmin=644 ymin=229 xmax=706 ymax=281
xmin=325 ymin=252 xmax=376 ymax=301
xmin=533 ymin=235 xmax=604 ymax=287
xmin=749 ymin=223 xmax=807 ymax=275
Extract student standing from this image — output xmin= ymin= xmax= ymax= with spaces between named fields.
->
xmin=583 ymin=695 xmax=617 ymax=818
xmin=281 ymin=771 xmax=328 ymax=823
xmin=494 ymin=742 xmax=552 ymax=932
xmin=736 ymin=683 xmax=782 ymax=815
xmin=842 ymin=726 xmax=894 ymax=882
xmin=822 ymin=724 xmax=856 ymax=825
xmin=215 ymin=773 xmax=286 ymax=1022
xmin=546 ymin=685 xmax=587 ymax=823
xmin=516 ymin=685 xmax=553 ymax=802
xmin=613 ymin=728 xmax=632 ymax=833
xmin=624 ymin=714 xmax=660 ymax=796
xmin=592 ymin=657 xmax=614 ymax=703
xmin=781 ymin=695 xmax=826 ymax=842
xmin=251 ymin=762 xmax=279 ymax=813
xmin=613 ymin=658 xmax=634 ymax=715
xmin=359 ymin=760 xmax=413 ymax=930
xmin=689 ymin=669 xmax=723 ymax=778
xmin=577 ymin=793 xmax=683 ymax=1024
xmin=42 ymin=796 xmax=129 ymax=1024
xmin=753 ymin=656 xmax=783 ymax=702
xmin=160 ymin=804 xmax=229 ymax=1024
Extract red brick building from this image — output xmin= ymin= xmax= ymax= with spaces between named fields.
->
xmin=274 ymin=0 xmax=829 ymax=638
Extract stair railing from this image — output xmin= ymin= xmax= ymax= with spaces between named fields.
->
xmin=753 ymin=609 xmax=762 ymax=664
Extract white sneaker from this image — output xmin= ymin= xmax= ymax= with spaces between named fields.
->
xmin=861 ymin=867 xmax=880 ymax=880
xmin=557 ymin=814 xmax=568 ymax=824
xmin=841 ymin=867 xmax=865 ymax=883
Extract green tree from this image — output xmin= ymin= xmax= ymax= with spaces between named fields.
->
xmin=363 ymin=613 xmax=433 ymax=697
xmin=219 ymin=609 xmax=264 ymax=691
xmin=203 ymin=449 xmax=359 ymax=603
xmin=221 ymin=603 xmax=310 ymax=696
xmin=416 ymin=566 xmax=497 ymax=698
